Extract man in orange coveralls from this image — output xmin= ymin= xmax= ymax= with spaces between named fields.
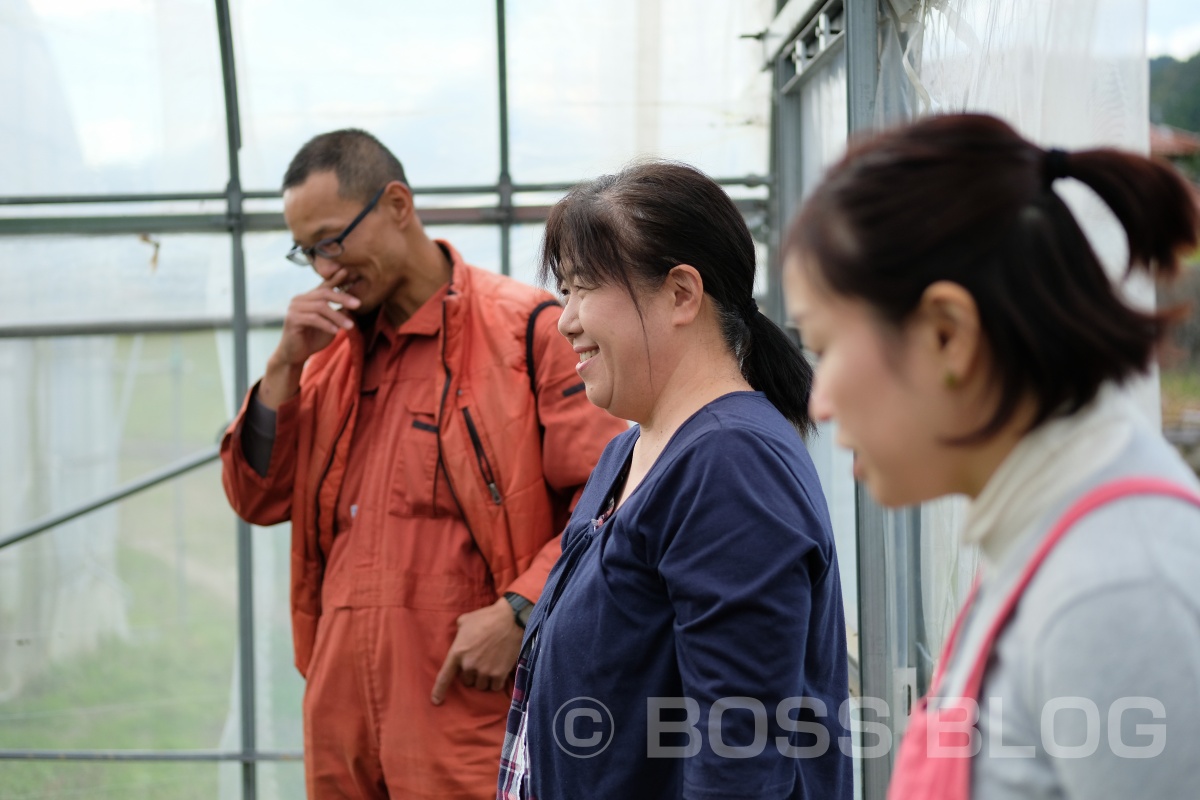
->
xmin=219 ymin=129 xmax=626 ymax=799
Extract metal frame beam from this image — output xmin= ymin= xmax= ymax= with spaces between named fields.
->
xmin=0 ymin=447 xmax=220 ymax=552
xmin=0 ymin=316 xmax=284 ymax=340
xmin=0 ymin=175 xmax=769 ymax=209
xmin=0 ymin=750 xmax=301 ymax=762
xmin=0 ymin=198 xmax=768 ymax=238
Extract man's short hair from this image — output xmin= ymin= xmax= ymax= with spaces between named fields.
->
xmin=282 ymin=129 xmax=408 ymax=202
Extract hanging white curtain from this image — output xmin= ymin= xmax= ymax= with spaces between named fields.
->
xmin=876 ymin=0 xmax=1152 ymax=666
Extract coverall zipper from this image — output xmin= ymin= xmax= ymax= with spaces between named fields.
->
xmin=462 ymin=407 xmax=503 ymax=505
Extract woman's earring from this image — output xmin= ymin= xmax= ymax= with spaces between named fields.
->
xmin=943 ymin=371 xmax=959 ymax=389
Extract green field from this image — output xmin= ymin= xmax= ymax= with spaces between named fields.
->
xmin=1162 ymin=365 xmax=1200 ymax=427
xmin=0 ymin=332 xmax=303 ymax=799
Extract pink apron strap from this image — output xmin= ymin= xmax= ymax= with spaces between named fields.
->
xmin=957 ymin=477 xmax=1200 ymax=699
xmin=888 ymin=477 xmax=1200 ymax=800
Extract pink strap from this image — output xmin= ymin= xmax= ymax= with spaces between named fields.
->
xmin=928 ymin=578 xmax=980 ymax=692
xmin=950 ymin=477 xmax=1200 ymax=698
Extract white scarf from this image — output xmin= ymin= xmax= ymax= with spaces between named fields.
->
xmin=961 ymin=386 xmax=1139 ymax=570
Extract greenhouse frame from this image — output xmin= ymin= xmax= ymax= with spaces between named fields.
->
xmin=0 ymin=0 xmax=1160 ymax=798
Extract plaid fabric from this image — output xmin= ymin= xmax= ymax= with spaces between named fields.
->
xmin=497 ymin=472 xmax=622 ymax=800
xmin=497 ymin=637 xmax=537 ymax=800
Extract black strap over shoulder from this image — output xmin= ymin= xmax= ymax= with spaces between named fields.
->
xmin=525 ymin=299 xmax=560 ymax=397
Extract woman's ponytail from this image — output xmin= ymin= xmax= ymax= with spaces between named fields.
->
xmin=784 ymin=113 xmax=1200 ymax=439
xmin=737 ymin=307 xmax=815 ymax=437
xmin=1060 ymin=148 xmax=1198 ymax=279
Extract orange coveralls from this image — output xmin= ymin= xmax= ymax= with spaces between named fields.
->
xmin=220 ymin=243 xmax=626 ymax=798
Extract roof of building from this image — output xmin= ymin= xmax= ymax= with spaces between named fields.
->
xmin=1151 ymin=124 xmax=1200 ymax=158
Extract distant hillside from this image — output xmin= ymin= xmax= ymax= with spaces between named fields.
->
xmin=1150 ymin=53 xmax=1200 ymax=132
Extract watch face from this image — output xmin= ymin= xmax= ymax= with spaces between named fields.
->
xmin=504 ymin=593 xmax=533 ymax=628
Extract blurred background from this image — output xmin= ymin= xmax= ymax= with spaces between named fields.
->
xmin=1 ymin=1 xmax=1197 ymax=798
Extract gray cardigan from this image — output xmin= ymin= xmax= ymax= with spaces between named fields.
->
xmin=933 ymin=420 xmax=1200 ymax=800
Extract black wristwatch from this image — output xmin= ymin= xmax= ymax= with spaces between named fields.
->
xmin=504 ymin=592 xmax=533 ymax=629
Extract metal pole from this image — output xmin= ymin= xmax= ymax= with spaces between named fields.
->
xmin=213 ymin=1 xmax=257 ymax=797
xmin=854 ymin=495 xmax=893 ymax=796
xmin=0 ymin=448 xmax=220 ymax=552
xmin=846 ymin=0 xmax=878 ymax=133
xmin=496 ymin=0 xmax=513 ymax=276
xmin=0 ymin=749 xmax=302 ymax=763
xmin=844 ymin=3 xmax=894 ymax=799
xmin=0 ymin=316 xmax=286 ymax=340
xmin=0 ymin=191 xmax=228 ymax=205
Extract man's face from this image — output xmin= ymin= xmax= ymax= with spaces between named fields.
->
xmin=283 ymin=171 xmax=405 ymax=313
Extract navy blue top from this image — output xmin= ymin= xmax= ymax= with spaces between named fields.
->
xmin=521 ymin=392 xmax=852 ymax=800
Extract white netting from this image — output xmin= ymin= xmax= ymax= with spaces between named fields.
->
xmin=878 ymin=0 xmax=1152 ymax=664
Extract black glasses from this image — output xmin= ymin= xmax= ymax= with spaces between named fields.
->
xmin=286 ymin=185 xmax=387 ymax=266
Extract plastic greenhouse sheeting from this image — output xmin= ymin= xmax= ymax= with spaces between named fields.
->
xmin=877 ymin=0 xmax=1154 ymax=684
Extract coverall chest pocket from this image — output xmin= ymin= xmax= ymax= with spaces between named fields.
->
xmin=394 ymin=400 xmax=461 ymax=520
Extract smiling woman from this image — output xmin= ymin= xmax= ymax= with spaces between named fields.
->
xmin=498 ymin=162 xmax=853 ymax=800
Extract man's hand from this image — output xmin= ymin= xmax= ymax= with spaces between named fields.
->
xmin=430 ymin=597 xmax=524 ymax=705
xmin=259 ymin=268 xmax=361 ymax=409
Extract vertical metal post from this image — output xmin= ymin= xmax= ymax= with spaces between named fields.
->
xmin=767 ymin=51 xmax=802 ymax=326
xmin=171 ymin=335 xmax=190 ymax=625
xmin=846 ymin=0 xmax=878 ymax=133
xmin=844 ymin=6 xmax=899 ymax=799
xmin=765 ymin=63 xmax=781 ymax=326
xmin=214 ymin=1 xmax=257 ymax=797
xmin=854 ymin=495 xmax=892 ymax=797
xmin=496 ymin=0 xmax=513 ymax=276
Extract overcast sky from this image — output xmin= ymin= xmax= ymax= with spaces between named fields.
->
xmin=1148 ymin=0 xmax=1200 ymax=59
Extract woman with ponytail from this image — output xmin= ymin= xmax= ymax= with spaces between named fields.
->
xmin=496 ymin=162 xmax=852 ymax=800
xmin=783 ymin=113 xmax=1200 ymax=800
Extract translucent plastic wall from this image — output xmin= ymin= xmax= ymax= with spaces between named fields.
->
xmin=1 ymin=1 xmax=1155 ymax=798
xmin=880 ymin=0 xmax=1155 ymax=680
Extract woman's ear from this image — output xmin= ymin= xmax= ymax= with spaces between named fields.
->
xmin=913 ymin=280 xmax=983 ymax=385
xmin=666 ymin=264 xmax=705 ymax=325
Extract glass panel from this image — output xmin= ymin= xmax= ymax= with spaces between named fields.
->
xmin=244 ymin=230 xmax=322 ymax=320
xmin=0 ymin=235 xmax=231 ymax=329
xmin=0 ymin=0 xmax=227 ymax=196
xmin=508 ymin=0 xmax=772 ymax=183
xmin=428 ymin=226 xmax=500 ymax=275
xmin=791 ymin=49 xmax=859 ymax=666
xmin=799 ymin=50 xmax=848 ymax=197
xmin=256 ymin=760 xmax=307 ymax=800
xmin=0 ymin=761 xmax=225 ymax=800
xmin=251 ymin=523 xmax=304 ymax=758
xmin=0 ymin=462 xmax=238 ymax=751
xmin=510 ymin=223 xmax=547 ymax=289
xmin=231 ymin=0 xmax=500 ymax=191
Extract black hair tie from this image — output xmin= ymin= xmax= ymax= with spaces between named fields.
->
xmin=743 ymin=297 xmax=759 ymax=320
xmin=1044 ymin=148 xmax=1071 ymax=185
